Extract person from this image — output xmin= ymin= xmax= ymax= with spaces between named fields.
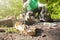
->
xmin=23 ymin=0 xmax=47 ymax=22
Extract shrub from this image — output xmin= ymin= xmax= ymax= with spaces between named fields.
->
xmin=39 ymin=0 xmax=60 ymax=19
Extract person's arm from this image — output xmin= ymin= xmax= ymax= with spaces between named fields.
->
xmin=23 ymin=0 xmax=30 ymax=8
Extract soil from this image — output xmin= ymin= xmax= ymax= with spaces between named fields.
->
xmin=0 ymin=22 xmax=60 ymax=40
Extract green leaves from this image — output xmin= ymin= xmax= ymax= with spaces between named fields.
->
xmin=39 ymin=0 xmax=60 ymax=19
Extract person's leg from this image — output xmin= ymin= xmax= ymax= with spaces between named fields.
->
xmin=24 ymin=9 xmax=38 ymax=22
xmin=25 ymin=11 xmax=34 ymax=21
xmin=32 ymin=8 xmax=38 ymax=18
xmin=38 ymin=3 xmax=47 ymax=21
xmin=40 ymin=6 xmax=48 ymax=21
xmin=38 ymin=6 xmax=48 ymax=21
xmin=25 ymin=8 xmax=39 ymax=22
xmin=24 ymin=11 xmax=36 ymax=25
xmin=37 ymin=7 xmax=42 ymax=19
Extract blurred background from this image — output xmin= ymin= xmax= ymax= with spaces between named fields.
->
xmin=0 ymin=0 xmax=60 ymax=19
xmin=0 ymin=0 xmax=23 ymax=18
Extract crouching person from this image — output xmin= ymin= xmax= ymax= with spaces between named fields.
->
xmin=23 ymin=0 xmax=47 ymax=22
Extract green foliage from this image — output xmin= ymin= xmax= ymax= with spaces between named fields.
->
xmin=6 ymin=28 xmax=18 ymax=33
xmin=39 ymin=0 xmax=60 ymax=19
xmin=0 ymin=0 xmax=23 ymax=18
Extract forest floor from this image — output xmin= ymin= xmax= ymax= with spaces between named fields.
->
xmin=0 ymin=22 xmax=60 ymax=40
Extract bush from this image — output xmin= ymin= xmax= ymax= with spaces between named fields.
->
xmin=39 ymin=0 xmax=60 ymax=19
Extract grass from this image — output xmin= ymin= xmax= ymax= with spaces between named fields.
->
xmin=51 ymin=13 xmax=60 ymax=19
xmin=6 ymin=28 xmax=19 ymax=33
xmin=0 ymin=25 xmax=19 ymax=33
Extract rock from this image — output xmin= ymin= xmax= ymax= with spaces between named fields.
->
xmin=14 ymin=22 xmax=27 ymax=34
xmin=0 ymin=16 xmax=17 ymax=27
xmin=42 ymin=22 xmax=57 ymax=29
xmin=19 ymin=14 xmax=24 ymax=20
xmin=26 ymin=26 xmax=36 ymax=36
xmin=14 ymin=22 xmax=36 ymax=36
xmin=0 ymin=28 xmax=8 ymax=32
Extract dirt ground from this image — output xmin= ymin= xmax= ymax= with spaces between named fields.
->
xmin=0 ymin=22 xmax=60 ymax=40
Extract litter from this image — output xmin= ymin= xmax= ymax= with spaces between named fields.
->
xmin=14 ymin=22 xmax=26 ymax=34
xmin=26 ymin=27 xmax=36 ymax=36
xmin=14 ymin=22 xmax=36 ymax=36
